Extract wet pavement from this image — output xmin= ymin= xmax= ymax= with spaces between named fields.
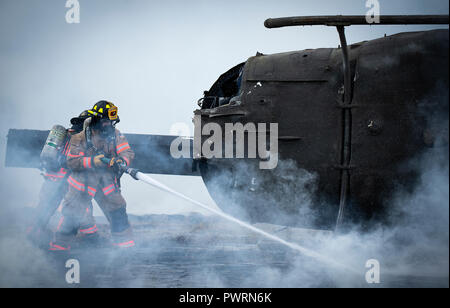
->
xmin=0 ymin=212 xmax=448 ymax=288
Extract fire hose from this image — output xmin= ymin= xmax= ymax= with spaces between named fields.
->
xmin=101 ymin=157 xmax=358 ymax=274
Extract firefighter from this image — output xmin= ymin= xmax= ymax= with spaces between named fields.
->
xmin=50 ymin=101 xmax=135 ymax=251
xmin=28 ymin=110 xmax=94 ymax=247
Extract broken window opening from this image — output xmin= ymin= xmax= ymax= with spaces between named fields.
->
xmin=198 ymin=62 xmax=245 ymax=110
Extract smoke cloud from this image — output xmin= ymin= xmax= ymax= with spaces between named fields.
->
xmin=0 ymin=0 xmax=448 ymax=288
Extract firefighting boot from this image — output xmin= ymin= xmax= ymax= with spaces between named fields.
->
xmin=49 ymin=216 xmax=78 ymax=252
xmin=78 ymin=224 xmax=103 ymax=248
xmin=49 ymin=229 xmax=76 ymax=251
xmin=110 ymin=208 xmax=135 ymax=248
xmin=111 ymin=227 xmax=135 ymax=249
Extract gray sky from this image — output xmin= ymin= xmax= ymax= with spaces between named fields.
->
xmin=0 ymin=0 xmax=448 ymax=216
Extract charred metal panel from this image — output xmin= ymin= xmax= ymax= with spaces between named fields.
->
xmin=197 ymin=47 xmax=351 ymax=228
xmin=5 ymin=129 xmax=198 ymax=176
xmin=197 ymin=29 xmax=448 ymax=228
xmin=350 ymin=30 xmax=449 ymax=220
xmin=245 ymin=49 xmax=332 ymax=82
xmin=243 ymin=49 xmax=344 ymax=203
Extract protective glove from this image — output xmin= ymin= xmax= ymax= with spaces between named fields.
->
xmin=109 ymin=157 xmax=124 ymax=167
xmin=93 ymin=154 xmax=106 ymax=167
xmin=109 ymin=157 xmax=127 ymax=173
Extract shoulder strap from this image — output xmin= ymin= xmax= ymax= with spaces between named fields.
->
xmin=85 ymin=125 xmax=99 ymax=154
xmin=113 ymin=129 xmax=122 ymax=190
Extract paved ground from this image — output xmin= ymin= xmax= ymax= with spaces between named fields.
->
xmin=0 ymin=211 xmax=448 ymax=288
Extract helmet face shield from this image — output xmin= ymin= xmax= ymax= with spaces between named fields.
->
xmin=100 ymin=118 xmax=113 ymax=128
xmin=95 ymin=118 xmax=115 ymax=138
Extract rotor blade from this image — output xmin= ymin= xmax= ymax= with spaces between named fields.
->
xmin=264 ymin=15 xmax=450 ymax=28
xmin=5 ymin=129 xmax=199 ymax=176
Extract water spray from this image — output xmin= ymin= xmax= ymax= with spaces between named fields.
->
xmin=118 ymin=163 xmax=359 ymax=274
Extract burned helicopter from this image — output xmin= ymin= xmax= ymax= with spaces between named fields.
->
xmin=5 ymin=15 xmax=449 ymax=231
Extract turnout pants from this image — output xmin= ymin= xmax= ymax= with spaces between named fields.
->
xmin=33 ymin=173 xmax=68 ymax=233
xmin=30 ymin=171 xmax=112 ymax=245
xmin=51 ymin=170 xmax=134 ymax=250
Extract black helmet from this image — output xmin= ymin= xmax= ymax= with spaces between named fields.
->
xmin=70 ymin=110 xmax=91 ymax=133
xmin=88 ymin=101 xmax=120 ymax=124
xmin=88 ymin=101 xmax=120 ymax=138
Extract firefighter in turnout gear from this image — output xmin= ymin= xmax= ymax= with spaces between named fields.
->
xmin=50 ymin=101 xmax=135 ymax=251
xmin=28 ymin=110 xmax=95 ymax=247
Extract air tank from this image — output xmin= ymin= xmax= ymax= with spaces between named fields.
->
xmin=40 ymin=125 xmax=67 ymax=171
